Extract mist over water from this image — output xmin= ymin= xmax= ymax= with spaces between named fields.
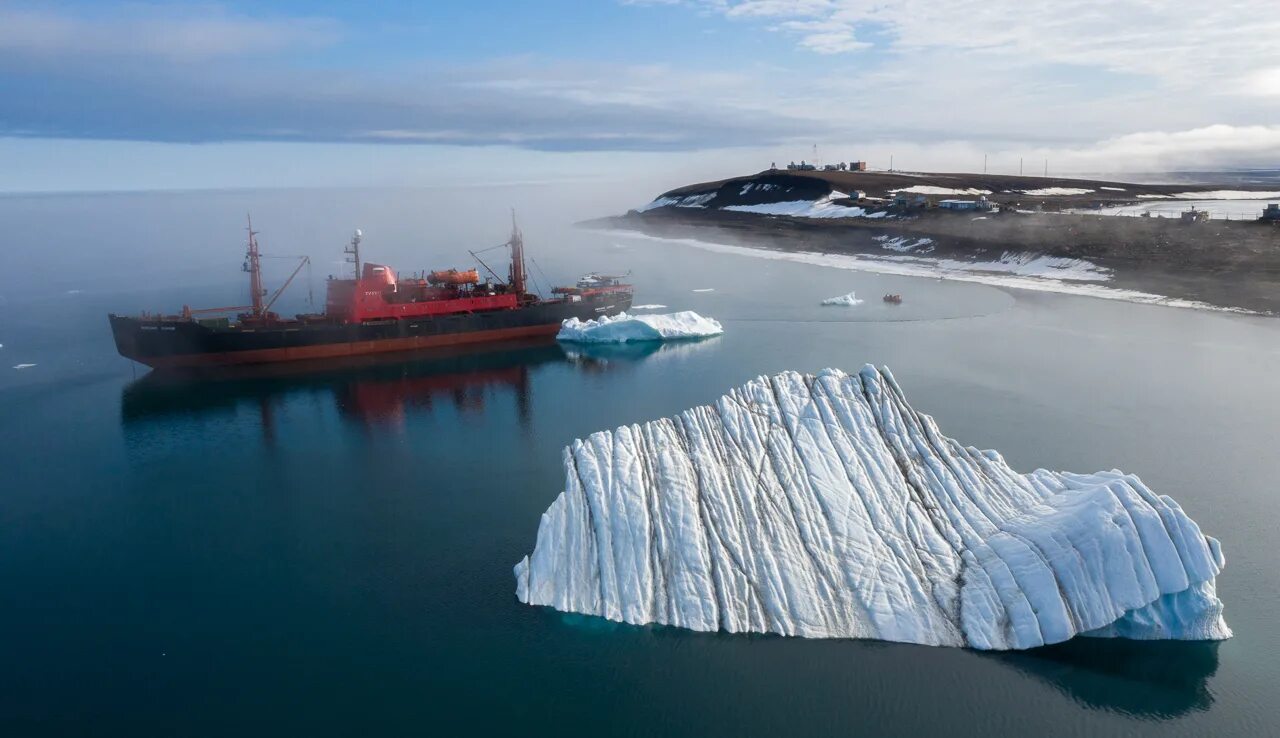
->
xmin=1 ymin=184 xmax=1279 ymax=736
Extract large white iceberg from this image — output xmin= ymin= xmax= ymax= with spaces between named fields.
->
xmin=557 ymin=311 xmax=724 ymax=344
xmin=514 ymin=366 xmax=1230 ymax=650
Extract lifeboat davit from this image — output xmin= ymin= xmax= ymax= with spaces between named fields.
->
xmin=428 ymin=268 xmax=480 ymax=286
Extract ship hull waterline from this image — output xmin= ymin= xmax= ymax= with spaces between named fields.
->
xmin=110 ymin=295 xmax=632 ymax=369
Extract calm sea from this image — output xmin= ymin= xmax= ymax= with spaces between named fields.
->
xmin=1 ymin=185 xmax=1278 ymax=736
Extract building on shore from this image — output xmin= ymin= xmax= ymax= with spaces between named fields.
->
xmin=938 ymin=195 xmax=994 ymax=212
xmin=1261 ymin=203 xmax=1280 ymax=222
xmin=1181 ymin=207 xmax=1211 ymax=223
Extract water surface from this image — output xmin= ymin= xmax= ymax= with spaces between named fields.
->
xmin=1 ymin=187 xmax=1277 ymax=736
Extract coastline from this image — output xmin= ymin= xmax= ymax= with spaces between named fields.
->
xmin=590 ymin=207 xmax=1280 ymax=315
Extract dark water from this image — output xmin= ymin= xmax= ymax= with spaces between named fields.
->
xmin=2 ymin=187 xmax=1279 ymax=736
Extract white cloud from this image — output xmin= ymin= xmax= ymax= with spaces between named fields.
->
xmin=675 ymin=1 xmax=1280 ymax=91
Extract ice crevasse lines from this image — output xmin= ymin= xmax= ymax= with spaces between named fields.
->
xmin=515 ymin=366 xmax=1230 ymax=650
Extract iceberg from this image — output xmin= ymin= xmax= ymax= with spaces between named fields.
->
xmin=556 ymin=311 xmax=723 ymax=344
xmin=821 ymin=292 xmax=864 ymax=307
xmin=514 ymin=366 xmax=1230 ymax=650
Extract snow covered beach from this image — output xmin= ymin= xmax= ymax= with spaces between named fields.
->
xmin=515 ymin=366 xmax=1230 ymax=650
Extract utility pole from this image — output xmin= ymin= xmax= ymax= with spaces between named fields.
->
xmin=889 ymin=154 xmax=894 ymax=172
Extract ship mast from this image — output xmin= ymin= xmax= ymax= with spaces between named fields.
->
xmin=244 ymin=214 xmax=265 ymax=316
xmin=507 ymin=211 xmax=527 ymax=296
xmin=346 ymin=229 xmax=363 ymax=280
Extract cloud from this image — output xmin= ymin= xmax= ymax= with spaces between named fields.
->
xmin=673 ymin=1 xmax=1280 ymax=90
xmin=0 ymin=5 xmax=339 ymax=60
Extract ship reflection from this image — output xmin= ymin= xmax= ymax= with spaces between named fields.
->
xmin=120 ymin=338 xmax=668 ymax=438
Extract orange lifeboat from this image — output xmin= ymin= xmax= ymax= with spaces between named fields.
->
xmin=427 ymin=268 xmax=480 ymax=286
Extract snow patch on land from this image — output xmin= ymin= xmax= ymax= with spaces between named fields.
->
xmin=515 ymin=366 xmax=1231 ymax=649
xmin=1021 ymin=187 xmax=1095 ymax=196
xmin=820 ymin=291 xmax=864 ymax=307
xmin=1076 ymin=199 xmax=1277 ymax=221
xmin=890 ymin=185 xmax=992 ymax=196
xmin=556 ymin=311 xmax=723 ymax=344
xmin=875 ymin=235 xmax=934 ymax=253
xmin=1100 ymin=186 xmax=1127 ymax=192
xmin=1168 ymin=190 xmax=1280 ymax=200
xmin=722 ymin=191 xmax=882 ymax=219
xmin=636 ymin=192 xmax=716 ymax=212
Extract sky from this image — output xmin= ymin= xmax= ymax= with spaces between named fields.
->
xmin=2 ymin=0 xmax=1279 ymax=192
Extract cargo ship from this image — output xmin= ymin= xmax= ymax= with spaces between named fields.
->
xmin=109 ymin=217 xmax=633 ymax=369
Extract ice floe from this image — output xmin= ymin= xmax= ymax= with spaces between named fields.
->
xmin=820 ymin=292 xmax=864 ymax=307
xmin=515 ymin=366 xmax=1231 ymax=649
xmin=12 ymin=363 xmax=36 ymax=370
xmin=630 ymin=304 xmax=668 ymax=310
xmin=556 ymin=311 xmax=723 ymax=344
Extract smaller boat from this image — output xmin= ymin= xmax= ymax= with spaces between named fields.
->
xmin=883 ymin=294 xmax=903 ymax=304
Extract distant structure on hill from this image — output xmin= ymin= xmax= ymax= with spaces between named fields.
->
xmin=1261 ymin=203 xmax=1280 ymax=222
xmin=1181 ymin=207 xmax=1211 ymax=224
xmin=938 ymin=195 xmax=994 ymax=212
xmin=782 ymin=160 xmax=868 ymax=172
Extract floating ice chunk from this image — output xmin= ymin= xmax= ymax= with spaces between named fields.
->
xmin=820 ymin=291 xmax=864 ymax=307
xmin=556 ymin=311 xmax=723 ymax=344
xmin=12 ymin=363 xmax=36 ymax=369
xmin=515 ymin=367 xmax=1230 ymax=650
xmin=692 ymin=288 xmax=715 ymax=293
xmin=630 ymin=304 xmax=668 ymax=310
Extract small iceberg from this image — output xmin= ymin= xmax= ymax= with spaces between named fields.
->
xmin=630 ymin=304 xmax=668 ymax=310
xmin=515 ymin=366 xmax=1230 ymax=650
xmin=821 ymin=291 xmax=864 ymax=307
xmin=556 ymin=311 xmax=724 ymax=344
xmin=12 ymin=363 xmax=36 ymax=370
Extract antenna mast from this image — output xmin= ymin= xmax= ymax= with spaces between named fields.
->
xmin=244 ymin=215 xmax=265 ymax=316
xmin=345 ymin=229 xmax=363 ymax=280
xmin=508 ymin=211 xmax=527 ymax=296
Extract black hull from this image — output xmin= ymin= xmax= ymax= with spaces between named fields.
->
xmin=109 ymin=293 xmax=632 ymax=368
